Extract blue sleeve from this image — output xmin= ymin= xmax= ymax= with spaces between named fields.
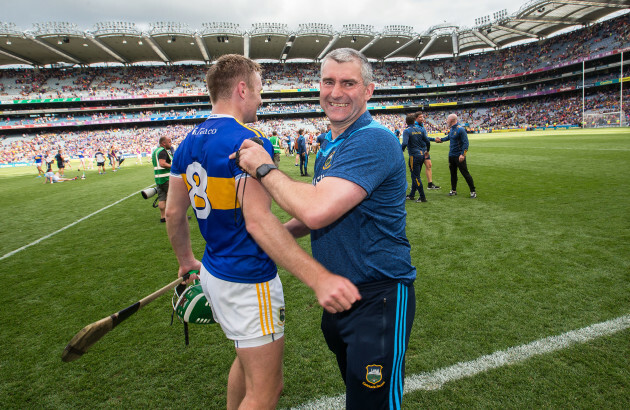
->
xmin=230 ymin=132 xmax=274 ymax=177
xmin=230 ymin=134 xmax=274 ymax=177
xmin=401 ymin=129 xmax=409 ymax=151
xmin=459 ymin=128 xmax=469 ymax=153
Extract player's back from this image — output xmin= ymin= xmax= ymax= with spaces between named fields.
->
xmin=171 ymin=114 xmax=276 ymax=283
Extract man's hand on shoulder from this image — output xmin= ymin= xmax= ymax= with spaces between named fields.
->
xmin=230 ymin=139 xmax=273 ymax=176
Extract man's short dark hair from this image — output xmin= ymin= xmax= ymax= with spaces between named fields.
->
xmin=206 ymin=54 xmax=262 ymax=104
xmin=405 ymin=114 xmax=416 ymax=126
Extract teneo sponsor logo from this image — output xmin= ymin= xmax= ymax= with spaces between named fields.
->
xmin=192 ymin=128 xmax=217 ymax=135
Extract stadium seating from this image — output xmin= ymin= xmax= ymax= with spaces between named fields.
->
xmin=0 ymin=13 xmax=628 ymax=164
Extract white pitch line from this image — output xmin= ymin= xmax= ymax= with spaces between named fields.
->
xmin=293 ymin=314 xmax=630 ymax=409
xmin=0 ymin=186 xmax=152 ymax=261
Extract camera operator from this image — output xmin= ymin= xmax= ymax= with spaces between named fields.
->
xmin=151 ymin=136 xmax=173 ymax=222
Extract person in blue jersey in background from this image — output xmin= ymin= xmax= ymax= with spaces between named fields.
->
xmin=296 ymin=128 xmax=309 ymax=176
xmin=166 ymin=54 xmax=359 ymax=410
xmin=314 ymin=123 xmax=330 ymax=155
xmin=415 ymin=111 xmax=440 ymax=190
xmin=233 ymin=48 xmax=416 ymax=410
xmin=433 ymin=113 xmax=476 ymax=198
xmin=34 ymin=153 xmax=45 ymax=177
xmin=401 ymin=113 xmax=429 ymax=203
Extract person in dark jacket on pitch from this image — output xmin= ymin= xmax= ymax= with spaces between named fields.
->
xmin=433 ymin=113 xmax=476 ymax=198
xmin=402 ymin=113 xmax=430 ymax=202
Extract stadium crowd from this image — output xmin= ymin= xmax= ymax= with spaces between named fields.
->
xmin=1 ymin=13 xmax=628 ymax=165
xmin=1 ymin=84 xmax=626 ymax=133
xmin=0 ymin=13 xmax=627 ymax=99
xmin=3 ymin=84 xmax=628 ymax=165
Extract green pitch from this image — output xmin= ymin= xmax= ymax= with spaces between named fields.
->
xmin=0 ymin=128 xmax=628 ymax=408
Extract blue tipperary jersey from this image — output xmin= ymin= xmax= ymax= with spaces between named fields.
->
xmin=312 ymin=112 xmax=416 ymax=286
xmin=170 ymin=114 xmax=276 ymax=284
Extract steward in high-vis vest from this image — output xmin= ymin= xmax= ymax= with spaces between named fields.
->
xmin=151 ymin=136 xmax=173 ymax=222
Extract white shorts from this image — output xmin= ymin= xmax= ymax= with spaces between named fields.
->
xmin=200 ymin=266 xmax=285 ymax=348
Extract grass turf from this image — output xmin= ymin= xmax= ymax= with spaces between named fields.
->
xmin=0 ymin=127 xmax=628 ymax=408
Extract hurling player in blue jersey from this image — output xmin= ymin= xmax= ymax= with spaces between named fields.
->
xmin=233 ymin=48 xmax=416 ymax=410
xmin=433 ymin=113 xmax=476 ymax=198
xmin=166 ymin=54 xmax=359 ymax=410
xmin=34 ymin=153 xmax=45 ymax=177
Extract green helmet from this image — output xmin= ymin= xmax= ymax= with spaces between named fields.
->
xmin=172 ymin=279 xmax=216 ymax=325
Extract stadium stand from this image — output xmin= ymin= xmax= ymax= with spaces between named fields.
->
xmin=1 ymin=11 xmax=628 ymax=165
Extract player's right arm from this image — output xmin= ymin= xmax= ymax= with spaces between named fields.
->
xmin=237 ymin=175 xmax=360 ymax=313
xmin=165 ymin=176 xmax=201 ymax=282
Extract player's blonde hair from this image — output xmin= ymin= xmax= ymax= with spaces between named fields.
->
xmin=205 ymin=54 xmax=262 ymax=104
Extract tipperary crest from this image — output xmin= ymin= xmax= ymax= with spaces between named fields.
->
xmin=322 ymin=150 xmax=336 ymax=170
xmin=278 ymin=307 xmax=286 ymax=326
xmin=365 ymin=364 xmax=384 ymax=387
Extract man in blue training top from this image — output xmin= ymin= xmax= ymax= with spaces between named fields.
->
xmin=314 ymin=123 xmax=330 ymax=155
xmin=297 ymin=128 xmax=309 ymax=176
xmin=415 ymin=112 xmax=440 ymax=190
xmin=434 ymin=113 xmax=476 ymax=198
xmin=233 ymin=48 xmax=416 ymax=410
xmin=402 ymin=113 xmax=429 ymax=203
xmin=166 ymin=54 xmax=358 ymax=410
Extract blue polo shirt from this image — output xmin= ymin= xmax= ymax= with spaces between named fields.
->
xmin=312 ymin=111 xmax=416 ymax=286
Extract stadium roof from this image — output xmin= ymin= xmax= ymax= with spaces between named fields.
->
xmin=0 ymin=0 xmax=627 ymax=67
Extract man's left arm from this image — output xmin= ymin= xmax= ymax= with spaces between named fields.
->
xmin=459 ymin=128 xmax=469 ymax=162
